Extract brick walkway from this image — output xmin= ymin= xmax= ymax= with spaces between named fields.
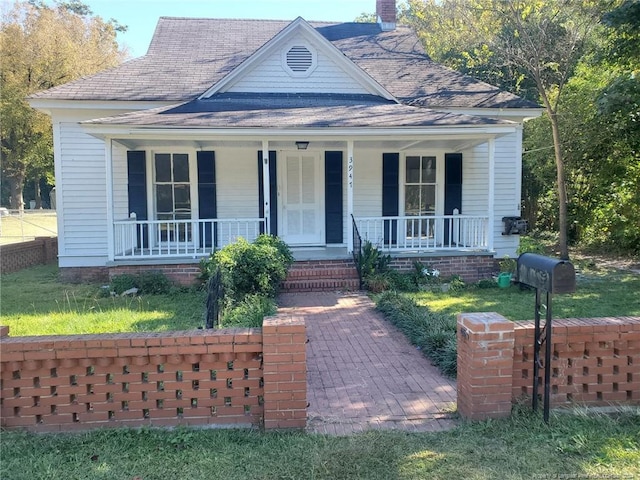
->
xmin=277 ymin=292 xmax=457 ymax=435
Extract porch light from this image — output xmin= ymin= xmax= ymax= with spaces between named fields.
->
xmin=295 ymin=141 xmax=309 ymax=150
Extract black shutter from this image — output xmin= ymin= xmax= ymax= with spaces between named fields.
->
xmin=382 ymin=153 xmax=399 ymax=245
xmin=444 ymin=153 xmax=463 ymax=245
xmin=324 ymin=151 xmax=343 ymax=244
xmin=197 ymin=151 xmax=216 ymax=248
xmin=257 ymin=151 xmax=278 ymax=236
xmin=127 ymin=151 xmax=147 ymax=248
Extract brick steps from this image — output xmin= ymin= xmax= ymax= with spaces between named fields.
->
xmin=281 ymin=260 xmax=361 ymax=292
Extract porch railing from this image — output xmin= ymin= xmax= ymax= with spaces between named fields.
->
xmin=113 ymin=217 xmax=265 ymax=260
xmin=354 ymin=214 xmax=489 ymax=252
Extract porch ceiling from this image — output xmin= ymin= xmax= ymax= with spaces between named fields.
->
xmin=114 ymin=136 xmax=495 ymax=152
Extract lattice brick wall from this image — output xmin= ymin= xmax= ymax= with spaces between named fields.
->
xmin=0 ymin=318 xmax=306 ymax=432
xmin=512 ymin=317 xmax=640 ymax=406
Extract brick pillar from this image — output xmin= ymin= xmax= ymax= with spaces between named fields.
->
xmin=262 ymin=314 xmax=307 ymax=430
xmin=457 ymin=312 xmax=515 ymax=420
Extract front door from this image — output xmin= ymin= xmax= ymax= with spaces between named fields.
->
xmin=280 ymin=151 xmax=323 ymax=245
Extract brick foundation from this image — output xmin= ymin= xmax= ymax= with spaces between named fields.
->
xmin=0 ymin=314 xmax=306 ymax=432
xmin=0 ymin=237 xmax=58 ymax=274
xmin=59 ymin=267 xmax=109 ymax=284
xmin=390 ymin=254 xmax=495 ymax=283
xmin=109 ymin=264 xmax=202 ymax=286
xmin=457 ymin=314 xmax=640 ymax=420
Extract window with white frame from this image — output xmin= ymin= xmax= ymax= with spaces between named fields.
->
xmin=154 ymin=153 xmax=191 ymax=242
xmin=404 ymin=155 xmax=436 ymax=237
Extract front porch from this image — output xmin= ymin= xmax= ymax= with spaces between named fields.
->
xmin=111 ymin=214 xmax=491 ymax=261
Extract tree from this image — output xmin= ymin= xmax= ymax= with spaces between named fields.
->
xmin=480 ymin=1 xmax=610 ymax=259
xmin=0 ymin=1 xmax=126 ymax=210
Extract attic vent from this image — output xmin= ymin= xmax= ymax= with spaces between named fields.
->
xmin=283 ymin=44 xmax=316 ymax=77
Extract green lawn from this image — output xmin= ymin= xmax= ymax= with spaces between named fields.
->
xmin=409 ymin=272 xmax=640 ymax=321
xmin=0 ymin=265 xmax=206 ymax=336
xmin=0 ymin=211 xmax=57 ymax=244
xmin=1 ymin=408 xmax=638 ymax=479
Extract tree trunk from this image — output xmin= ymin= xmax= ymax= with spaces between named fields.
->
xmin=35 ymin=179 xmax=42 ymax=209
xmin=549 ymin=111 xmax=569 ymax=260
xmin=8 ymin=175 xmax=25 ymax=212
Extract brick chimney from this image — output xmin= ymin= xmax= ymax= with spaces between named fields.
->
xmin=376 ymin=0 xmax=396 ymax=31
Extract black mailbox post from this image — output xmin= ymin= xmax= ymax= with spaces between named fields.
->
xmin=517 ymin=253 xmax=576 ymax=423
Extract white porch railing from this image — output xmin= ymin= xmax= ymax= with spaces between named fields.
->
xmin=113 ymin=217 xmax=265 ymax=260
xmin=354 ymin=214 xmax=489 ymax=252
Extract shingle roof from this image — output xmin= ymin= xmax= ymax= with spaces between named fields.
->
xmin=83 ymin=93 xmax=510 ymax=128
xmin=31 ymin=17 xmax=537 ymax=110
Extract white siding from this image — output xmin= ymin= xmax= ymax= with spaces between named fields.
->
xmin=216 ymin=148 xmax=260 ymax=219
xmin=58 ymin=121 xmax=109 ymax=264
xmin=227 ymin=34 xmax=370 ymax=94
xmin=112 ymin=142 xmax=129 ymax=221
xmin=463 ymin=134 xmax=521 ymax=258
xmin=353 ymin=149 xmax=382 ymax=217
xmin=492 ymin=133 xmax=521 ymax=258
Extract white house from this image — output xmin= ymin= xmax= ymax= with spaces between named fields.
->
xmin=29 ymin=0 xmax=541 ymax=286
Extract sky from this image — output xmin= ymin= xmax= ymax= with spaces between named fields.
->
xmin=85 ymin=0 xmax=377 ymax=58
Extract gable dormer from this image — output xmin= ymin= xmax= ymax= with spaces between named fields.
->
xmin=200 ymin=18 xmax=396 ymax=100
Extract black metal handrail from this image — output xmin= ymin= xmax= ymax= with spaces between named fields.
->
xmin=351 ymin=214 xmax=364 ymax=289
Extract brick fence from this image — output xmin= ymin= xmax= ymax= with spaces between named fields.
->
xmin=0 ymin=315 xmax=306 ymax=432
xmin=0 ymin=237 xmax=58 ymax=274
xmin=457 ymin=313 xmax=640 ymax=420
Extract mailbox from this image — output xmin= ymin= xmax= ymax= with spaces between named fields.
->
xmin=517 ymin=253 xmax=576 ymax=294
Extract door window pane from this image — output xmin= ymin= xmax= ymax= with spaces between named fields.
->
xmin=406 ymin=156 xmax=420 ymax=183
xmin=405 ymin=185 xmax=421 ymax=215
xmin=173 ymin=154 xmax=190 ymax=182
xmin=422 ymin=156 xmax=436 ymax=183
xmin=155 ymin=154 xmax=171 ymax=182
xmin=156 ymin=185 xmax=173 ymax=213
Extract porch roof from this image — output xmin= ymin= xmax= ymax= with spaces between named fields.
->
xmin=83 ymin=93 xmax=512 ymax=129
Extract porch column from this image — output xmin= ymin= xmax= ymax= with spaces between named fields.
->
xmin=347 ymin=140 xmax=354 ymax=253
xmin=487 ymin=138 xmax=495 ymax=252
xmin=105 ymin=137 xmax=115 ymax=261
xmin=261 ymin=139 xmax=271 ymax=235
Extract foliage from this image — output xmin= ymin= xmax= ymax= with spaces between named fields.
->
xmin=498 ymin=256 xmax=517 ymax=274
xmin=200 ymin=235 xmax=293 ymax=301
xmin=109 ymin=274 xmax=138 ymax=295
xmin=109 ymin=272 xmax=173 ymax=295
xmin=517 ymin=234 xmax=549 ymax=255
xmin=358 ymin=240 xmax=391 ymax=279
xmin=412 ymin=260 xmax=441 ymax=285
xmin=1 ymin=409 xmax=639 ymax=479
xmin=399 ymin=0 xmax=640 ymax=256
xmin=220 ymin=294 xmax=276 ymax=328
xmin=363 ymin=271 xmax=393 ymax=293
xmin=0 ymin=1 xmax=126 ymax=209
xmin=375 ymin=291 xmax=458 ymax=377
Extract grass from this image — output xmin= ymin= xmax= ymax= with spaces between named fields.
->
xmin=0 ymin=265 xmax=206 ymax=335
xmin=409 ymin=271 xmax=640 ymax=321
xmin=0 ymin=211 xmax=57 ymax=245
xmin=1 ymin=408 xmax=638 ymax=479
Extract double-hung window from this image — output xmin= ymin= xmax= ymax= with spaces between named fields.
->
xmin=405 ymin=155 xmax=436 ymax=238
xmin=154 ymin=153 xmax=191 ymax=242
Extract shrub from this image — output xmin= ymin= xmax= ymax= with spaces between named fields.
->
xmin=221 ymin=294 xmax=276 ymax=328
xmin=136 ymin=271 xmax=173 ymax=295
xmin=109 ymin=274 xmax=138 ymax=295
xmin=517 ymin=235 xmax=547 ymax=255
xmin=200 ymin=236 xmax=293 ymax=301
xmin=376 ymin=291 xmax=458 ymax=377
xmin=358 ymin=241 xmax=391 ymax=279
xmin=109 ymin=272 xmax=174 ymax=295
xmin=364 ymin=272 xmax=393 ymax=293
